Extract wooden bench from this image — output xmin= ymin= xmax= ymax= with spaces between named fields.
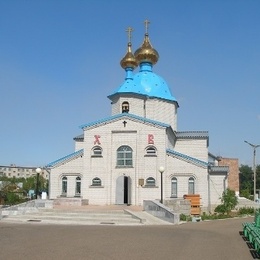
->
xmin=183 ymin=194 xmax=201 ymax=216
xmin=242 ymin=210 xmax=260 ymax=253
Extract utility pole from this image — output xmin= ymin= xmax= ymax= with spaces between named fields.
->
xmin=244 ymin=141 xmax=260 ymax=201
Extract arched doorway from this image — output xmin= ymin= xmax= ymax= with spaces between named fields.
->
xmin=116 ymin=175 xmax=131 ymax=205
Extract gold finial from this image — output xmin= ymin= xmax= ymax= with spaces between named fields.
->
xmin=120 ymin=26 xmax=138 ymax=69
xmin=144 ymin=19 xmax=150 ymax=34
xmin=126 ymin=27 xmax=133 ymax=43
xmin=134 ymin=19 xmax=159 ymax=65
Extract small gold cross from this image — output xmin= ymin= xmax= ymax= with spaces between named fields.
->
xmin=126 ymin=27 xmax=133 ymax=43
xmin=144 ymin=19 xmax=150 ymax=34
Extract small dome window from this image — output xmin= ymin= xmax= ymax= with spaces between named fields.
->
xmin=122 ymin=101 xmax=129 ymax=113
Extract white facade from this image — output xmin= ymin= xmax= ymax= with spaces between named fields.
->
xmin=47 ymin=26 xmax=228 ymax=212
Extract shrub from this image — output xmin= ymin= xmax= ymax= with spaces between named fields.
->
xmin=214 ymin=204 xmax=226 ymax=214
xmin=214 ymin=188 xmax=238 ymax=215
xmin=240 ymin=189 xmax=252 ymax=200
xmin=180 ymin=214 xmax=192 ymax=222
xmin=238 ymin=207 xmax=255 ymax=215
xmin=201 ymin=212 xmax=232 ymax=220
xmin=221 ymin=188 xmax=238 ymax=214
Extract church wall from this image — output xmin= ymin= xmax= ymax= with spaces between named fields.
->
xmin=165 ymin=155 xmax=209 ymax=210
xmin=166 ymin=129 xmax=176 ymax=150
xmin=110 ymin=95 xmax=178 ymax=131
xmin=171 ymin=138 xmax=209 ymax=209
xmin=175 ymin=139 xmax=208 ymax=162
xmin=110 ymin=96 xmax=119 ymax=115
xmin=49 ymin=122 xmax=211 ymax=208
xmin=111 ymin=95 xmax=145 ymax=116
xmin=75 ymin=140 xmax=84 ymax=151
xmin=137 ymin=154 xmax=162 ymax=204
xmin=208 ymin=175 xmax=226 ymax=211
xmin=145 ymin=99 xmax=177 ymax=130
xmin=82 ymin=124 xmax=113 ymax=205
xmin=134 ymin=125 xmax=167 ymax=205
xmin=81 ymin=119 xmax=167 ymax=205
xmin=85 ymin=154 xmax=109 ymax=205
xmin=49 ymin=156 xmax=84 ymax=199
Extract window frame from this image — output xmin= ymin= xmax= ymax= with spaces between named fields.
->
xmin=92 ymin=177 xmax=102 ymax=187
xmin=75 ymin=176 xmax=81 ymax=196
xmin=116 ymin=145 xmax=133 ymax=167
xmin=92 ymin=146 xmax=103 ymax=157
xmin=171 ymin=177 xmax=177 ymax=198
xmin=145 ymin=146 xmax=157 ymax=157
xmin=61 ymin=176 xmax=68 ymax=196
xmin=188 ymin=177 xmax=195 ymax=194
xmin=145 ymin=177 xmax=156 ymax=187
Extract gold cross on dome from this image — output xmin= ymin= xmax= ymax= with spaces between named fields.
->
xmin=126 ymin=27 xmax=133 ymax=43
xmin=144 ymin=19 xmax=150 ymax=34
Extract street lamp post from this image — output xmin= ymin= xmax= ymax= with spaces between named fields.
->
xmin=35 ymin=168 xmax=42 ymax=199
xmin=159 ymin=166 xmax=165 ymax=204
xmin=244 ymin=141 xmax=260 ymax=201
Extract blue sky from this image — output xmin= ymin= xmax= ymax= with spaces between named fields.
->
xmin=0 ymin=0 xmax=259 ymax=167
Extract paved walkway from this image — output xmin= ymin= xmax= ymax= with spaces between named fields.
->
xmin=0 ymin=216 xmax=256 ymax=260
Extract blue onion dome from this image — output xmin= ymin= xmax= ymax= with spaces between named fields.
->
xmin=130 ymin=63 xmax=177 ymax=102
xmin=108 ymin=21 xmax=177 ymax=103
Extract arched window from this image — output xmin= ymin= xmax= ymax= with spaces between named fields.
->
xmin=146 ymin=177 xmax=156 ymax=186
xmin=92 ymin=177 xmax=101 ymax=186
xmin=117 ymin=146 xmax=133 ymax=167
xmin=171 ymin=177 xmax=177 ymax=198
xmin=188 ymin=177 xmax=195 ymax=194
xmin=122 ymin=101 xmax=129 ymax=113
xmin=92 ymin=146 xmax=102 ymax=156
xmin=62 ymin=176 xmax=67 ymax=196
xmin=145 ymin=146 xmax=157 ymax=156
xmin=75 ymin=177 xmax=81 ymax=196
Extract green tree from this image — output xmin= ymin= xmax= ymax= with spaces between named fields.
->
xmin=239 ymin=164 xmax=253 ymax=199
xmin=239 ymin=164 xmax=260 ymax=200
xmin=5 ymin=192 xmax=20 ymax=205
xmin=22 ymin=176 xmax=36 ymax=193
xmin=23 ymin=175 xmax=47 ymax=194
xmin=0 ymin=175 xmax=48 ymax=203
xmin=215 ymin=188 xmax=238 ymax=215
xmin=221 ymin=188 xmax=238 ymax=213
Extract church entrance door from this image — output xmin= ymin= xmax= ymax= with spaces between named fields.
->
xmin=115 ymin=176 xmax=131 ymax=205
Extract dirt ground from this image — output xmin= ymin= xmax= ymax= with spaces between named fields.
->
xmin=0 ymin=216 xmax=256 ymax=260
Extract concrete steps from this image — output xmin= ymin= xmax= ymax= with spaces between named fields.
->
xmin=0 ymin=200 xmax=176 ymax=226
xmin=1 ymin=208 xmax=142 ymax=225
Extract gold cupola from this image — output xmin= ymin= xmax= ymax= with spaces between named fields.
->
xmin=120 ymin=27 xmax=138 ymax=70
xmin=134 ymin=20 xmax=159 ymax=65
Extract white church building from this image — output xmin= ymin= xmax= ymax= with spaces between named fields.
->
xmin=47 ymin=22 xmax=228 ymax=212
